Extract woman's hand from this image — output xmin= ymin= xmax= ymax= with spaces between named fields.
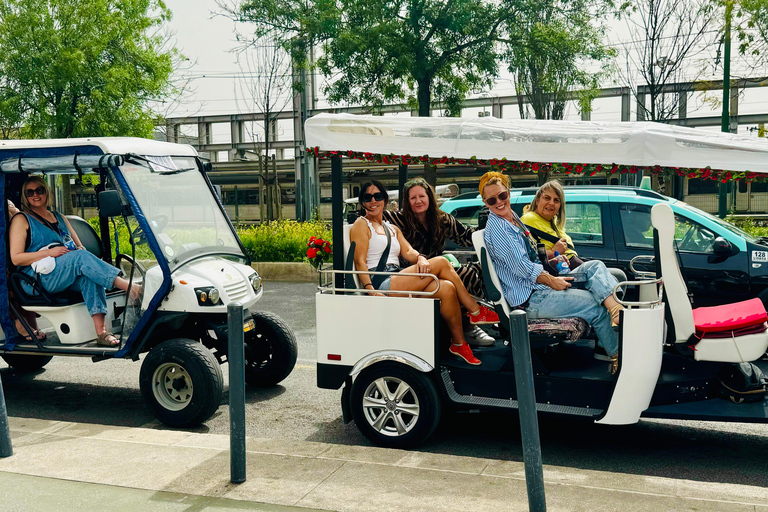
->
xmin=553 ymin=238 xmax=568 ymax=254
xmin=416 ymin=254 xmax=431 ymax=275
xmin=48 ymin=246 xmax=69 ymax=258
xmin=549 ymin=275 xmax=573 ymax=291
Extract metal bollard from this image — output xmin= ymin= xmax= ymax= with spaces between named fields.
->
xmin=0 ymin=372 xmax=12 ymax=458
xmin=228 ymin=302 xmax=246 ymax=483
xmin=508 ymin=309 xmax=546 ymax=511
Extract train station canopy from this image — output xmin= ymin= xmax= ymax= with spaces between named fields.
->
xmin=305 ymin=113 xmax=768 ymax=177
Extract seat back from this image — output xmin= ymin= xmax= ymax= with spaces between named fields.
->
xmin=651 ymin=203 xmax=694 ymax=343
xmin=66 ymin=215 xmax=102 ymax=258
xmin=472 ymin=230 xmax=511 ymax=329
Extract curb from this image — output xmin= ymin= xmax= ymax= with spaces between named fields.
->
xmin=251 ymin=262 xmax=318 ymax=282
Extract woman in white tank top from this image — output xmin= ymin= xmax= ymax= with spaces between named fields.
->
xmin=350 ymin=180 xmax=500 ymax=366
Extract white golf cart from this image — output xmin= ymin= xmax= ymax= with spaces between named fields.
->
xmin=0 ymin=137 xmax=297 ymax=427
xmin=311 ymin=113 xmax=768 ymax=448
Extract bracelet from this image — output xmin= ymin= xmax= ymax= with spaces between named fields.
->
xmin=418 ymin=253 xmax=428 ymax=261
xmin=364 ymin=283 xmax=374 ymax=289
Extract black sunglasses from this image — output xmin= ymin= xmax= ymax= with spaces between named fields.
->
xmin=361 ymin=192 xmax=387 ymax=202
xmin=24 ymin=186 xmax=46 ymax=198
xmin=484 ymin=190 xmax=509 ymax=206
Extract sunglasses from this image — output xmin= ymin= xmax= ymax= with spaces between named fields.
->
xmin=404 ymin=178 xmax=428 ymax=188
xmin=484 ymin=190 xmax=509 ymax=206
xmin=24 ymin=186 xmax=47 ymax=198
xmin=361 ymin=192 xmax=387 ymax=202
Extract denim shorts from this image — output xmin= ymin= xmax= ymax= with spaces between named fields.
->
xmin=372 ymin=264 xmax=401 ymax=291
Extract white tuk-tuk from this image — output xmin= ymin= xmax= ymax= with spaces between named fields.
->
xmin=310 ymin=114 xmax=768 ymax=448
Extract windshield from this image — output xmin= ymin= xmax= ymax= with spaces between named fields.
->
xmin=118 ymin=156 xmax=244 ymax=268
xmin=676 ymin=201 xmax=757 ymax=243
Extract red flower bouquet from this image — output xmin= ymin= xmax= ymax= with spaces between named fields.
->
xmin=307 ymin=236 xmax=332 ymax=269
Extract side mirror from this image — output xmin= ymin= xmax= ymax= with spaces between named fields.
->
xmin=98 ymin=190 xmax=130 ymax=218
xmin=712 ymin=236 xmax=735 ymax=256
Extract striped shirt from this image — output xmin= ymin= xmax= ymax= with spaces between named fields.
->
xmin=484 ymin=212 xmax=548 ymax=307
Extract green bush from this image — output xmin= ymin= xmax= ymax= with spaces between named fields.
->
xmin=728 ymin=217 xmax=768 ymax=238
xmin=237 ymin=220 xmax=333 ymax=263
xmin=87 ymin=217 xmax=333 ymax=263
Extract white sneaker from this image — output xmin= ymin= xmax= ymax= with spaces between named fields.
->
xmin=464 ymin=325 xmax=495 ymax=347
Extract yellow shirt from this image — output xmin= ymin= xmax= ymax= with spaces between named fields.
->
xmin=520 ymin=211 xmax=578 ymax=259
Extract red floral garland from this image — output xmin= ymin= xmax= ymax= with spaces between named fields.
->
xmin=307 ymin=147 xmax=766 ymax=183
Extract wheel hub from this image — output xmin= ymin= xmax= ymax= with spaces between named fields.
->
xmin=152 ymin=362 xmax=193 ymax=411
xmin=362 ymin=376 xmax=420 ymax=437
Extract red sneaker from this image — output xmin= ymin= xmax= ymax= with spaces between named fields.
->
xmin=449 ymin=342 xmax=481 ymax=365
xmin=468 ymin=305 xmax=499 ymax=325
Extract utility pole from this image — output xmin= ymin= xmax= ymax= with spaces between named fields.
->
xmin=719 ymin=0 xmax=733 ymax=218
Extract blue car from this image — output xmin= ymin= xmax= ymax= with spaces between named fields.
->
xmin=441 ymin=185 xmax=768 ymax=308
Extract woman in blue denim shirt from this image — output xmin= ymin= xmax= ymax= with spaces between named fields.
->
xmin=480 ymin=172 xmax=623 ymax=373
xmin=9 ymin=176 xmax=140 ymax=347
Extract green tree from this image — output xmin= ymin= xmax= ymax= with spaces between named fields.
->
xmin=0 ymin=0 xmax=178 ymax=139
xmin=507 ymin=0 xmax=616 ymax=120
xmin=222 ymin=0 xmax=520 ymax=116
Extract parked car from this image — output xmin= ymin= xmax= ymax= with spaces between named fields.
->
xmin=441 ymin=185 xmax=768 ymax=308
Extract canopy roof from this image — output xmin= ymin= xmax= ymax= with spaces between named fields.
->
xmin=0 ymin=137 xmax=197 ymax=158
xmin=305 ymin=113 xmax=768 ymax=174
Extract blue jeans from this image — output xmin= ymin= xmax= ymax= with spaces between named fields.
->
xmin=526 ymin=260 xmax=618 ymax=356
xmin=33 ymin=251 xmax=120 ymax=316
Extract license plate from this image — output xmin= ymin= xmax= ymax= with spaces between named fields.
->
xmin=243 ymin=319 xmax=255 ymax=333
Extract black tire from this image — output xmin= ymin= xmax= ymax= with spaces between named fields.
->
xmin=139 ymin=339 xmax=223 ymax=428
xmin=243 ymin=311 xmax=298 ymax=387
xmin=1 ymin=354 xmax=53 ymax=372
xmin=350 ymin=363 xmax=441 ymax=449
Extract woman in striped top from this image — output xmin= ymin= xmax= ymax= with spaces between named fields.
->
xmin=480 ymin=172 xmax=623 ymax=374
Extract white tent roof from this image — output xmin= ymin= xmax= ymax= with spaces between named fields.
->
xmin=0 ymin=137 xmax=197 ymax=157
xmin=305 ymin=113 xmax=768 ymax=173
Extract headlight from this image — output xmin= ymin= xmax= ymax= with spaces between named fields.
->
xmin=250 ymin=273 xmax=262 ymax=292
xmin=195 ymin=287 xmax=220 ymax=306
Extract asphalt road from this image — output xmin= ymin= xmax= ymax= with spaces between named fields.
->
xmin=2 ymin=281 xmax=768 ymax=489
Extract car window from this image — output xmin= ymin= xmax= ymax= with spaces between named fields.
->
xmin=619 ymin=204 xmax=653 ymax=248
xmin=675 ymin=215 xmax=716 ymax=253
xmin=564 ymin=203 xmax=603 ymax=245
xmin=450 ymin=205 xmax=482 ymax=227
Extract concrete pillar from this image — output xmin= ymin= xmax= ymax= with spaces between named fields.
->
xmin=198 ymin=121 xmax=211 ymax=145
xmin=491 ymin=97 xmax=502 ymax=119
xmin=581 ymin=100 xmax=591 ymax=121
xmin=730 ymin=84 xmax=739 ymax=133
xmin=636 ymin=88 xmax=646 ymax=121
xmin=678 ymin=91 xmax=687 ymax=121
xmin=231 ymin=119 xmax=244 ymax=160
xmin=621 ymin=88 xmax=631 ymax=122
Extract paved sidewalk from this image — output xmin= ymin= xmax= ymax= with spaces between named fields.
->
xmin=2 ymin=416 xmax=767 ymax=512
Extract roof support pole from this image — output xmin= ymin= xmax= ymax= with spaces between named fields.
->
xmin=331 ymin=155 xmax=344 ymax=290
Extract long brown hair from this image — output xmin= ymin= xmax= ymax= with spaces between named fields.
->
xmin=401 ymin=178 xmax=446 ymax=245
xmin=527 ymin=180 xmax=566 ymax=233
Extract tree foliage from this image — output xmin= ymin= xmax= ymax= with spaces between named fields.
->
xmin=0 ymin=0 xmax=178 ymax=138
xmin=507 ymin=0 xmax=616 ymax=120
xmin=223 ymin=0 xmax=521 ymax=116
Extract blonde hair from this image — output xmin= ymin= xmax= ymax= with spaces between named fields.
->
xmin=479 ymin=171 xmax=509 ymax=197
xmin=528 ymin=180 xmax=566 ymax=233
xmin=20 ymin=175 xmax=52 ymax=209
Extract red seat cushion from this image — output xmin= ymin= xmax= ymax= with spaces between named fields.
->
xmin=693 ymin=298 xmax=768 ymax=333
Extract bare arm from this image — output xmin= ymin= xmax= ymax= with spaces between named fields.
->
xmin=396 ymin=226 xmax=429 ymax=274
xmin=9 ymin=215 xmax=65 ymax=267
xmin=350 ymin=218 xmax=377 ymax=294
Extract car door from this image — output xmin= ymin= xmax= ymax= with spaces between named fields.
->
xmin=613 ymin=202 xmax=749 ymax=307
xmin=563 ymin=200 xmax=618 ymax=267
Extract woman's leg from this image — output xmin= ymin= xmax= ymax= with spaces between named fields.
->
xmin=572 ymin=260 xmax=623 ymax=322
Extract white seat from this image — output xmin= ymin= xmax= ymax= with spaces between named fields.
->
xmin=651 ymin=202 xmax=768 ymax=362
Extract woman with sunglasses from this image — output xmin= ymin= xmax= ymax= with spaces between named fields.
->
xmin=382 ymin=178 xmax=493 ymax=347
xmin=350 ymin=180 xmax=498 ymax=365
xmin=9 ymin=176 xmax=140 ymax=347
xmin=520 ymin=180 xmax=627 ymax=287
xmin=480 ymin=172 xmax=622 ymax=373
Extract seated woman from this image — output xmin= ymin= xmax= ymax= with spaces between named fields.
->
xmin=383 ymin=178 xmax=493 ymax=346
xmin=9 ymin=176 xmax=140 ymax=347
xmin=6 ymin=199 xmax=45 ymax=342
xmin=351 ymin=180 xmax=498 ymax=366
xmin=520 ymin=180 xmax=626 ymax=284
xmin=480 ymin=172 xmax=622 ymax=373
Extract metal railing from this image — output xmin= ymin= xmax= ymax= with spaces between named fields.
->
xmin=318 ymin=269 xmax=440 ymax=296
xmin=613 ymin=277 xmax=664 ymax=307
